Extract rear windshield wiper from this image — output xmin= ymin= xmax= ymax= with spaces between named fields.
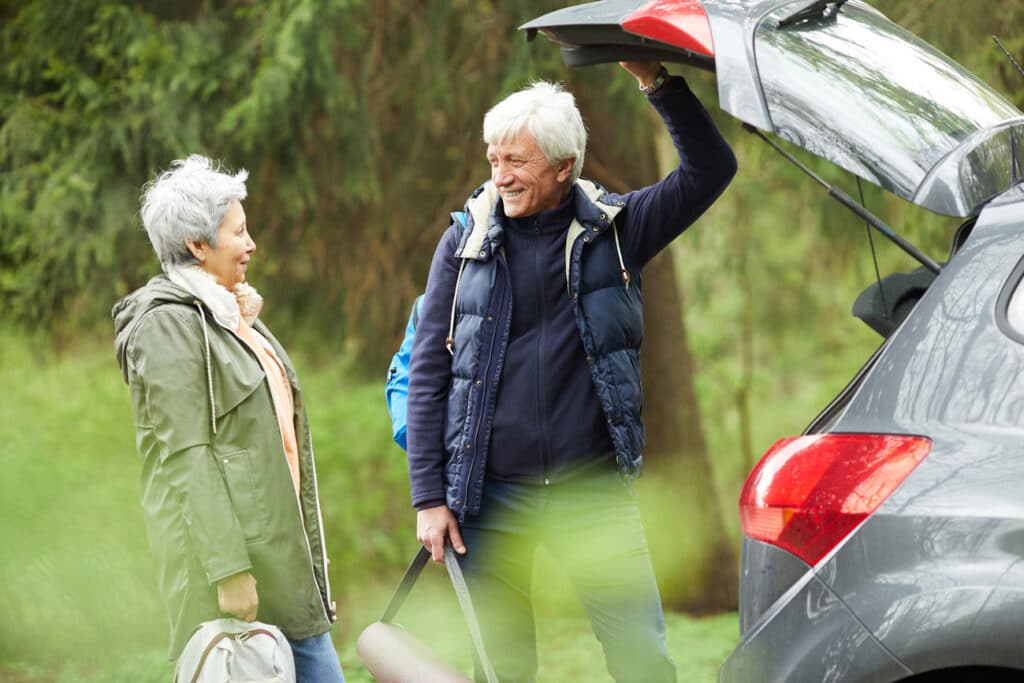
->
xmin=743 ymin=123 xmax=942 ymax=275
xmin=778 ymin=0 xmax=850 ymax=29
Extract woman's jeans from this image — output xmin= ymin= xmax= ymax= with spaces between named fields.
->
xmin=288 ymin=631 xmax=345 ymax=683
xmin=457 ymin=470 xmax=677 ymax=683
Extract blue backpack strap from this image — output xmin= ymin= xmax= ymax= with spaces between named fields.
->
xmin=385 ymin=212 xmax=467 ymax=451
xmin=451 ymin=210 xmax=467 ymax=235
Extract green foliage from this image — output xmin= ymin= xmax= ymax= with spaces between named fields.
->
xmin=0 ymin=0 xmax=585 ymax=369
xmin=0 ymin=331 xmax=734 ymax=680
xmin=0 ymin=329 xmax=406 ymax=668
xmin=0 ymin=0 xmax=364 ymax=340
xmin=7 ymin=0 xmax=1017 ymax=368
xmin=0 ymin=332 xmax=166 ymax=666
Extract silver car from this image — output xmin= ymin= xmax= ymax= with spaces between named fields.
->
xmin=523 ymin=1 xmax=1024 ymax=681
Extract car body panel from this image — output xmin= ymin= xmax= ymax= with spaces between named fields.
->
xmin=813 ymin=194 xmax=1024 ymax=674
xmin=719 ymin=542 xmax=913 ymax=683
xmin=724 ymin=192 xmax=1024 ymax=680
xmin=737 ymin=541 xmax=810 ymax=632
xmin=822 ymin=512 xmax=1024 ymax=674
xmin=522 ymin=0 xmax=1024 ymax=217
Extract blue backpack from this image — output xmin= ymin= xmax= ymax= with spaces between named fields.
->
xmin=385 ymin=295 xmax=422 ymax=451
xmin=386 ymin=212 xmax=466 ymax=451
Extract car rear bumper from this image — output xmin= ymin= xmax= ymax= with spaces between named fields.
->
xmin=719 ymin=571 xmax=912 ymax=683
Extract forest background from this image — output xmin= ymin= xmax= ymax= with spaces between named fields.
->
xmin=2 ymin=0 xmax=1023 ymax=681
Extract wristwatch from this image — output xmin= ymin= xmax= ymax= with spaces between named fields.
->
xmin=640 ymin=66 xmax=670 ymax=94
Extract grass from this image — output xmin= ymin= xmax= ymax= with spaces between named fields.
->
xmin=0 ymin=331 xmax=739 ymax=682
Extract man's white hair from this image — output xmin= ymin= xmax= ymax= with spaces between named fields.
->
xmin=140 ymin=154 xmax=248 ymax=269
xmin=483 ymin=81 xmax=587 ymax=184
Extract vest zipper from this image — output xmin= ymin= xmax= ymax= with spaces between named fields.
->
xmin=462 ymin=255 xmax=511 ymax=517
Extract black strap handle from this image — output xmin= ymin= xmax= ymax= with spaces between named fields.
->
xmin=381 ymin=546 xmax=499 ymax=683
xmin=381 ymin=546 xmax=430 ymax=623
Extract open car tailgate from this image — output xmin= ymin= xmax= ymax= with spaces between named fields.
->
xmin=522 ymin=0 xmax=1024 ymax=217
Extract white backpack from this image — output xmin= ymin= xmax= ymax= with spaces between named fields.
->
xmin=173 ymin=618 xmax=296 ymax=683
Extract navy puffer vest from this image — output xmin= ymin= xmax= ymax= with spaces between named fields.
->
xmin=444 ymin=179 xmax=642 ymax=519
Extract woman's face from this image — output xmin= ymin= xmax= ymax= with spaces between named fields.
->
xmin=194 ymin=201 xmax=255 ymax=289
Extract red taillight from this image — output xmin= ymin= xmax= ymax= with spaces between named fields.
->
xmin=740 ymin=434 xmax=931 ymax=566
xmin=623 ymin=0 xmax=714 ymax=58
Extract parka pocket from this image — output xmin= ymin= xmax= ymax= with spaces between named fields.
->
xmin=218 ymin=450 xmax=265 ymax=542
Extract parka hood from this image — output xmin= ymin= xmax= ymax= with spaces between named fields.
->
xmin=112 ymin=275 xmax=193 ymax=383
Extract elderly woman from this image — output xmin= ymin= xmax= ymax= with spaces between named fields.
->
xmin=113 ymin=155 xmax=345 ymax=682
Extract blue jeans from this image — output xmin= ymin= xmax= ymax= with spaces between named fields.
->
xmin=288 ymin=631 xmax=345 ymax=683
xmin=457 ymin=471 xmax=677 ymax=683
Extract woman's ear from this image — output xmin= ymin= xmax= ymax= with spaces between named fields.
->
xmin=185 ymin=240 xmax=205 ymax=262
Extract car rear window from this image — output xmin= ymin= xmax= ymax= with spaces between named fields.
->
xmin=755 ymin=3 xmax=1023 ymax=216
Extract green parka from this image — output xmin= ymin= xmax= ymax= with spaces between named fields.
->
xmin=113 ymin=274 xmax=335 ymax=659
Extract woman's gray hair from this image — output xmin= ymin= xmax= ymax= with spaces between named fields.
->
xmin=483 ymin=81 xmax=587 ymax=184
xmin=140 ymin=154 xmax=249 ymax=269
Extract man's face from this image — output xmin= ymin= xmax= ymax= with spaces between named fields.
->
xmin=487 ymin=132 xmax=574 ymax=218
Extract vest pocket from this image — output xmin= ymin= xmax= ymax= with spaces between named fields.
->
xmin=218 ymin=449 xmax=265 ymax=541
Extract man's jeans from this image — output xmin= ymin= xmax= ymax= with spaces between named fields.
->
xmin=288 ymin=631 xmax=345 ymax=683
xmin=457 ymin=470 xmax=677 ymax=683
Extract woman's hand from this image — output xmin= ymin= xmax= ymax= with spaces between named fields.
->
xmin=217 ymin=571 xmax=259 ymax=622
xmin=417 ymin=504 xmax=466 ymax=563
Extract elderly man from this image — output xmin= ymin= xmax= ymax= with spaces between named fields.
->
xmin=406 ymin=61 xmax=736 ymax=682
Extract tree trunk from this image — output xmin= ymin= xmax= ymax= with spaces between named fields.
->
xmin=576 ymin=82 xmax=738 ymax=611
xmin=639 ymin=251 xmax=739 ymax=611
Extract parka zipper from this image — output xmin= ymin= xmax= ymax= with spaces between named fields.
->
xmin=201 ymin=302 xmax=333 ymax=623
xmin=299 ymin=421 xmax=335 ymax=621
xmin=249 ymin=338 xmax=333 ymax=623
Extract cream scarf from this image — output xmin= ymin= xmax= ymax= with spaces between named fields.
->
xmin=167 ymin=265 xmax=264 ymax=330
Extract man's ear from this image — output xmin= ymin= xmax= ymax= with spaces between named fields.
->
xmin=185 ymin=239 xmax=205 ymax=262
xmin=556 ymin=158 xmax=575 ymax=183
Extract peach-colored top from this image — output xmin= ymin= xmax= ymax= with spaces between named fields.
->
xmin=235 ymin=318 xmax=301 ymax=499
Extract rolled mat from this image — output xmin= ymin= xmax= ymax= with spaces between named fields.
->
xmin=356 ymin=546 xmax=498 ymax=683
xmin=356 ymin=621 xmax=473 ymax=683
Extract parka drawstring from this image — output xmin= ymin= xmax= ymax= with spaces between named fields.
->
xmin=194 ymin=301 xmax=218 ymax=435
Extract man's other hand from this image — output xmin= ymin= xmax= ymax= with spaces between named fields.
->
xmin=417 ymin=504 xmax=466 ymax=563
